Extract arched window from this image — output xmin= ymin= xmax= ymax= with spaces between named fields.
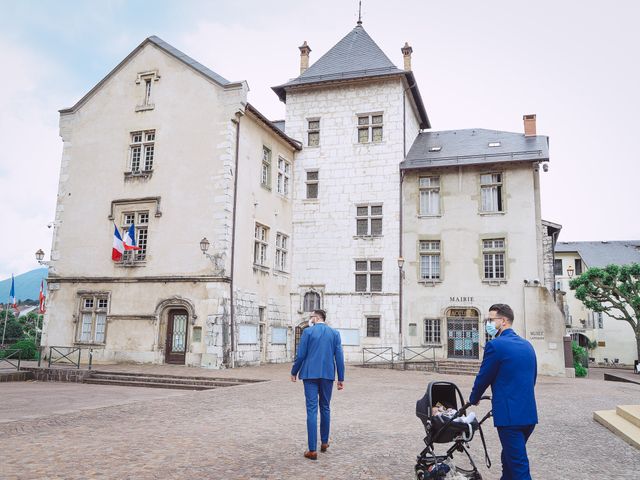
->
xmin=303 ymin=291 xmax=321 ymax=312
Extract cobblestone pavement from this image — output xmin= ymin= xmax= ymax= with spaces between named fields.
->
xmin=1 ymin=363 xmax=639 ymax=479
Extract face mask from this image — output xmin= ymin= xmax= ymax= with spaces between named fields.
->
xmin=485 ymin=321 xmax=498 ymax=337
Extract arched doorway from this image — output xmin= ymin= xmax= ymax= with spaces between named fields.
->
xmin=446 ymin=308 xmax=480 ymax=359
xmin=165 ymin=309 xmax=188 ymax=364
xmin=294 ymin=320 xmax=310 ymax=357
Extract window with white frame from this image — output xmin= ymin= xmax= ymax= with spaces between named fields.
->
xmin=306 ymin=170 xmax=319 ymax=199
xmin=483 ymin=238 xmax=506 ymax=280
xmin=275 ymin=232 xmax=289 ymax=272
xmin=254 ymin=223 xmax=269 ymax=267
xmin=424 ymin=318 xmax=441 ymax=344
xmin=366 ymin=316 xmax=380 ymax=337
xmin=277 ymin=157 xmax=291 ymax=196
xmin=78 ymin=295 xmax=108 ymax=343
xmin=355 ymin=260 xmax=383 ymax=292
xmin=357 ymin=113 xmax=383 ymax=143
xmin=303 ymin=291 xmax=321 ymax=312
xmin=121 ymin=211 xmax=149 ymax=262
xmin=261 ymin=146 xmax=272 ymax=188
xmin=307 ymin=119 xmax=320 ymax=147
xmin=129 ymin=130 xmax=155 ymax=173
xmin=480 ymin=173 xmax=503 ymax=212
xmin=356 ymin=204 xmax=382 ymax=236
xmin=419 ymin=176 xmax=440 ymax=215
xmin=419 ymin=240 xmax=441 ymax=281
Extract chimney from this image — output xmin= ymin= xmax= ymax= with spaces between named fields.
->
xmin=401 ymin=42 xmax=413 ymax=71
xmin=523 ymin=114 xmax=537 ymax=136
xmin=299 ymin=41 xmax=312 ymax=75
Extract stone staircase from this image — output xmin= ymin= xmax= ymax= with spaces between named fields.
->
xmin=435 ymin=360 xmax=481 ymax=376
xmin=83 ymin=370 xmax=262 ymax=390
xmin=594 ymin=405 xmax=640 ymax=450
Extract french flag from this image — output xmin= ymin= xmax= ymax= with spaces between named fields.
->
xmin=123 ymin=223 xmax=141 ymax=251
xmin=112 ymin=224 xmax=124 ymax=261
xmin=9 ymin=274 xmax=19 ymax=313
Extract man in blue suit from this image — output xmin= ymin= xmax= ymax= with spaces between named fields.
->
xmin=469 ymin=304 xmax=538 ymax=480
xmin=290 ymin=309 xmax=345 ymax=460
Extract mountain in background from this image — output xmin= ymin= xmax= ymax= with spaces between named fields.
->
xmin=0 ymin=268 xmax=48 ymax=302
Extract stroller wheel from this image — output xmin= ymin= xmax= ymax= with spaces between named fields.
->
xmin=414 ymin=468 xmax=425 ymax=480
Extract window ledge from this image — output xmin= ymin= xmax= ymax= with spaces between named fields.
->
xmin=273 ymin=269 xmax=289 ymax=276
xmin=418 ymin=280 xmax=441 ymax=286
xmin=135 ymin=104 xmax=155 ymax=112
xmin=115 ymin=261 xmax=147 ymax=268
xmin=420 ymin=343 xmax=443 ymax=348
xmin=305 ymin=144 xmax=320 ymax=148
xmin=124 ymin=171 xmax=153 ymax=179
xmin=353 ymin=235 xmax=383 ymax=240
xmin=356 ymin=141 xmax=386 ymax=147
xmin=482 ymin=279 xmax=507 ymax=286
xmin=303 ymin=199 xmax=319 ymax=203
xmin=275 ymin=193 xmax=290 ymax=201
xmin=479 ymin=211 xmax=506 ymax=216
xmin=260 ymin=184 xmax=272 ymax=192
xmin=417 ymin=214 xmax=442 ymax=219
xmin=354 ymin=291 xmax=383 ymax=295
xmin=73 ymin=342 xmax=105 ymax=347
xmin=253 ymin=264 xmax=270 ymax=274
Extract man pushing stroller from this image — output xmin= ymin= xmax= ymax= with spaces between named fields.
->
xmin=470 ymin=304 xmax=538 ymax=480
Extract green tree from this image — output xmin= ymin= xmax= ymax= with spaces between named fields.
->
xmin=570 ymin=263 xmax=640 ymax=362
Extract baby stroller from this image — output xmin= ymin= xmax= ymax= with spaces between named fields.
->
xmin=415 ymin=381 xmax=492 ymax=479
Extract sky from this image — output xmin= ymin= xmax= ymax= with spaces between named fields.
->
xmin=1 ymin=0 xmax=639 ymax=280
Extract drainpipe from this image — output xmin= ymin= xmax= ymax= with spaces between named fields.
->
xmin=399 ymin=170 xmax=405 ymax=357
xmin=229 ymin=111 xmax=243 ymax=368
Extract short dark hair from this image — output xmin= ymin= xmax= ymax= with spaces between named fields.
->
xmin=313 ymin=309 xmax=326 ymax=321
xmin=489 ymin=304 xmax=514 ymax=322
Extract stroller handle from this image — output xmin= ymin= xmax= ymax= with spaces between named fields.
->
xmin=461 ymin=396 xmax=491 ymax=410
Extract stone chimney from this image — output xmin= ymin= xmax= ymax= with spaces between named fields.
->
xmin=523 ymin=114 xmax=537 ymax=136
xmin=299 ymin=41 xmax=312 ymax=75
xmin=401 ymin=42 xmax=413 ymax=71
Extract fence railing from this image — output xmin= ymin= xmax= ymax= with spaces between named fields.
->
xmin=402 ymin=346 xmax=438 ymax=372
xmin=362 ymin=347 xmax=395 ymax=365
xmin=47 ymin=346 xmax=93 ymax=370
xmin=0 ymin=348 xmax=22 ymax=371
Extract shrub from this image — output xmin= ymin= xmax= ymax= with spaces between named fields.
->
xmin=12 ymin=338 xmax=38 ymax=359
xmin=572 ymin=341 xmax=588 ymax=377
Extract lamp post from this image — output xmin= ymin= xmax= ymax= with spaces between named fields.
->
xmin=397 ymin=256 xmax=405 ymax=360
xmin=567 ymin=265 xmax=574 ymax=278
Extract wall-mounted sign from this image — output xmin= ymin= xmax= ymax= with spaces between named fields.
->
xmin=449 ymin=297 xmax=474 ymax=303
xmin=529 ymin=331 xmax=544 ymax=340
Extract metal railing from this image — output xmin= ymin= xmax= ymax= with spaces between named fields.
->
xmin=402 ymin=346 xmax=438 ymax=372
xmin=47 ymin=346 xmax=93 ymax=370
xmin=0 ymin=348 xmax=22 ymax=371
xmin=362 ymin=347 xmax=394 ymax=365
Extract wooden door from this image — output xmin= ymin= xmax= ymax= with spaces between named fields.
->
xmin=165 ymin=309 xmax=188 ymax=364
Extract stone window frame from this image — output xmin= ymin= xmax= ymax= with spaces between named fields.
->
xmin=357 ymin=112 xmax=384 ymax=144
xmin=419 ymin=239 xmax=441 ymax=282
xmin=261 ymin=146 xmax=272 ymax=190
xmin=254 ymin=223 xmax=270 ymax=268
xmin=275 ymin=232 xmax=289 ymax=272
xmin=355 ymin=259 xmax=383 ymax=293
xmin=120 ymin=210 xmax=150 ymax=264
xmin=277 ymin=156 xmax=291 ymax=197
xmin=302 ymin=290 xmax=322 ymax=312
xmin=135 ymin=70 xmax=160 ymax=112
xmin=305 ymin=169 xmax=319 ymax=200
xmin=419 ymin=175 xmax=441 ymax=216
xmin=482 ymin=237 xmax=507 ymax=282
xmin=76 ymin=292 xmax=110 ymax=345
xmin=365 ymin=316 xmax=381 ymax=338
xmin=126 ymin=129 xmax=156 ymax=177
xmin=553 ymin=258 xmax=563 ymax=276
xmin=479 ymin=172 xmax=505 ymax=214
xmin=307 ymin=117 xmax=320 ymax=147
xmin=423 ymin=318 xmax=441 ymax=344
xmin=355 ymin=203 xmax=383 ymax=237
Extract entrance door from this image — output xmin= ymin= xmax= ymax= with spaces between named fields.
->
xmin=165 ymin=309 xmax=188 ymax=364
xmin=259 ymin=323 xmax=267 ymax=363
xmin=447 ymin=308 xmax=480 ymax=359
xmin=294 ymin=321 xmax=309 ymax=357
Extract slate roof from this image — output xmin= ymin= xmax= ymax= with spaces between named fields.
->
xmin=271 ymin=120 xmax=286 ymax=133
xmin=401 ymin=129 xmax=549 ymax=170
xmin=245 ymin=105 xmax=301 ymax=151
xmin=61 ymin=36 xmax=242 ymax=114
xmin=555 ymin=241 xmax=640 ymax=268
xmin=272 ymin=25 xmax=430 ymax=128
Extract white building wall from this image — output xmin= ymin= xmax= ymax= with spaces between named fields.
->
xmin=285 ymin=77 xmax=418 ymax=359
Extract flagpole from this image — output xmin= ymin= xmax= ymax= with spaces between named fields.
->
xmin=1 ymin=303 xmax=8 ymax=346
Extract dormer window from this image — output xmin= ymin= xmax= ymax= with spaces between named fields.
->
xmin=135 ymin=71 xmax=160 ymax=111
xmin=428 ymin=146 xmax=442 ymax=152
xmin=488 ymin=142 xmax=501 ymax=147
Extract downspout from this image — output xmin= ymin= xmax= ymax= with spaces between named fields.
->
xmin=229 ymin=111 xmax=242 ymax=368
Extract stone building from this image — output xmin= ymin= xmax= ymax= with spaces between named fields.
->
xmin=42 ymin=22 xmax=568 ymax=375
xmin=555 ymin=241 xmax=640 ymax=366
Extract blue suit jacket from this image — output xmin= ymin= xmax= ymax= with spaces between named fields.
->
xmin=469 ymin=328 xmax=538 ymax=427
xmin=291 ymin=323 xmax=345 ymax=382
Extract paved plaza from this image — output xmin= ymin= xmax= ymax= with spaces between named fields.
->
xmin=1 ymin=364 xmax=639 ymax=479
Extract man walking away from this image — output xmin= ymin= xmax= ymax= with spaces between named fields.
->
xmin=469 ymin=304 xmax=538 ymax=480
xmin=290 ymin=309 xmax=345 ymax=460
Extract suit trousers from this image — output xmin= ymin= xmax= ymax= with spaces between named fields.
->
xmin=303 ymin=378 xmax=334 ymax=451
xmin=496 ymin=424 xmax=535 ymax=480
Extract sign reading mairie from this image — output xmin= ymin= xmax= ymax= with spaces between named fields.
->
xmin=450 ymin=296 xmax=474 ymax=303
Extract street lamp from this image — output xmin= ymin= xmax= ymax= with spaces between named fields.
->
xmin=397 ymin=256 xmax=405 ymax=278
xmin=199 ymin=237 xmax=210 ymax=254
xmin=35 ymin=249 xmax=50 ymax=266
xmin=199 ymin=237 xmax=224 ymax=273
xmin=567 ymin=265 xmax=574 ymax=278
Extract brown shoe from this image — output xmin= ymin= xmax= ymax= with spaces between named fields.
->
xmin=303 ymin=450 xmax=317 ymax=460
xmin=320 ymin=443 xmax=329 ymax=452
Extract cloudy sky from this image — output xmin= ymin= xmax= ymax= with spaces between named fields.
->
xmin=1 ymin=0 xmax=639 ymax=280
